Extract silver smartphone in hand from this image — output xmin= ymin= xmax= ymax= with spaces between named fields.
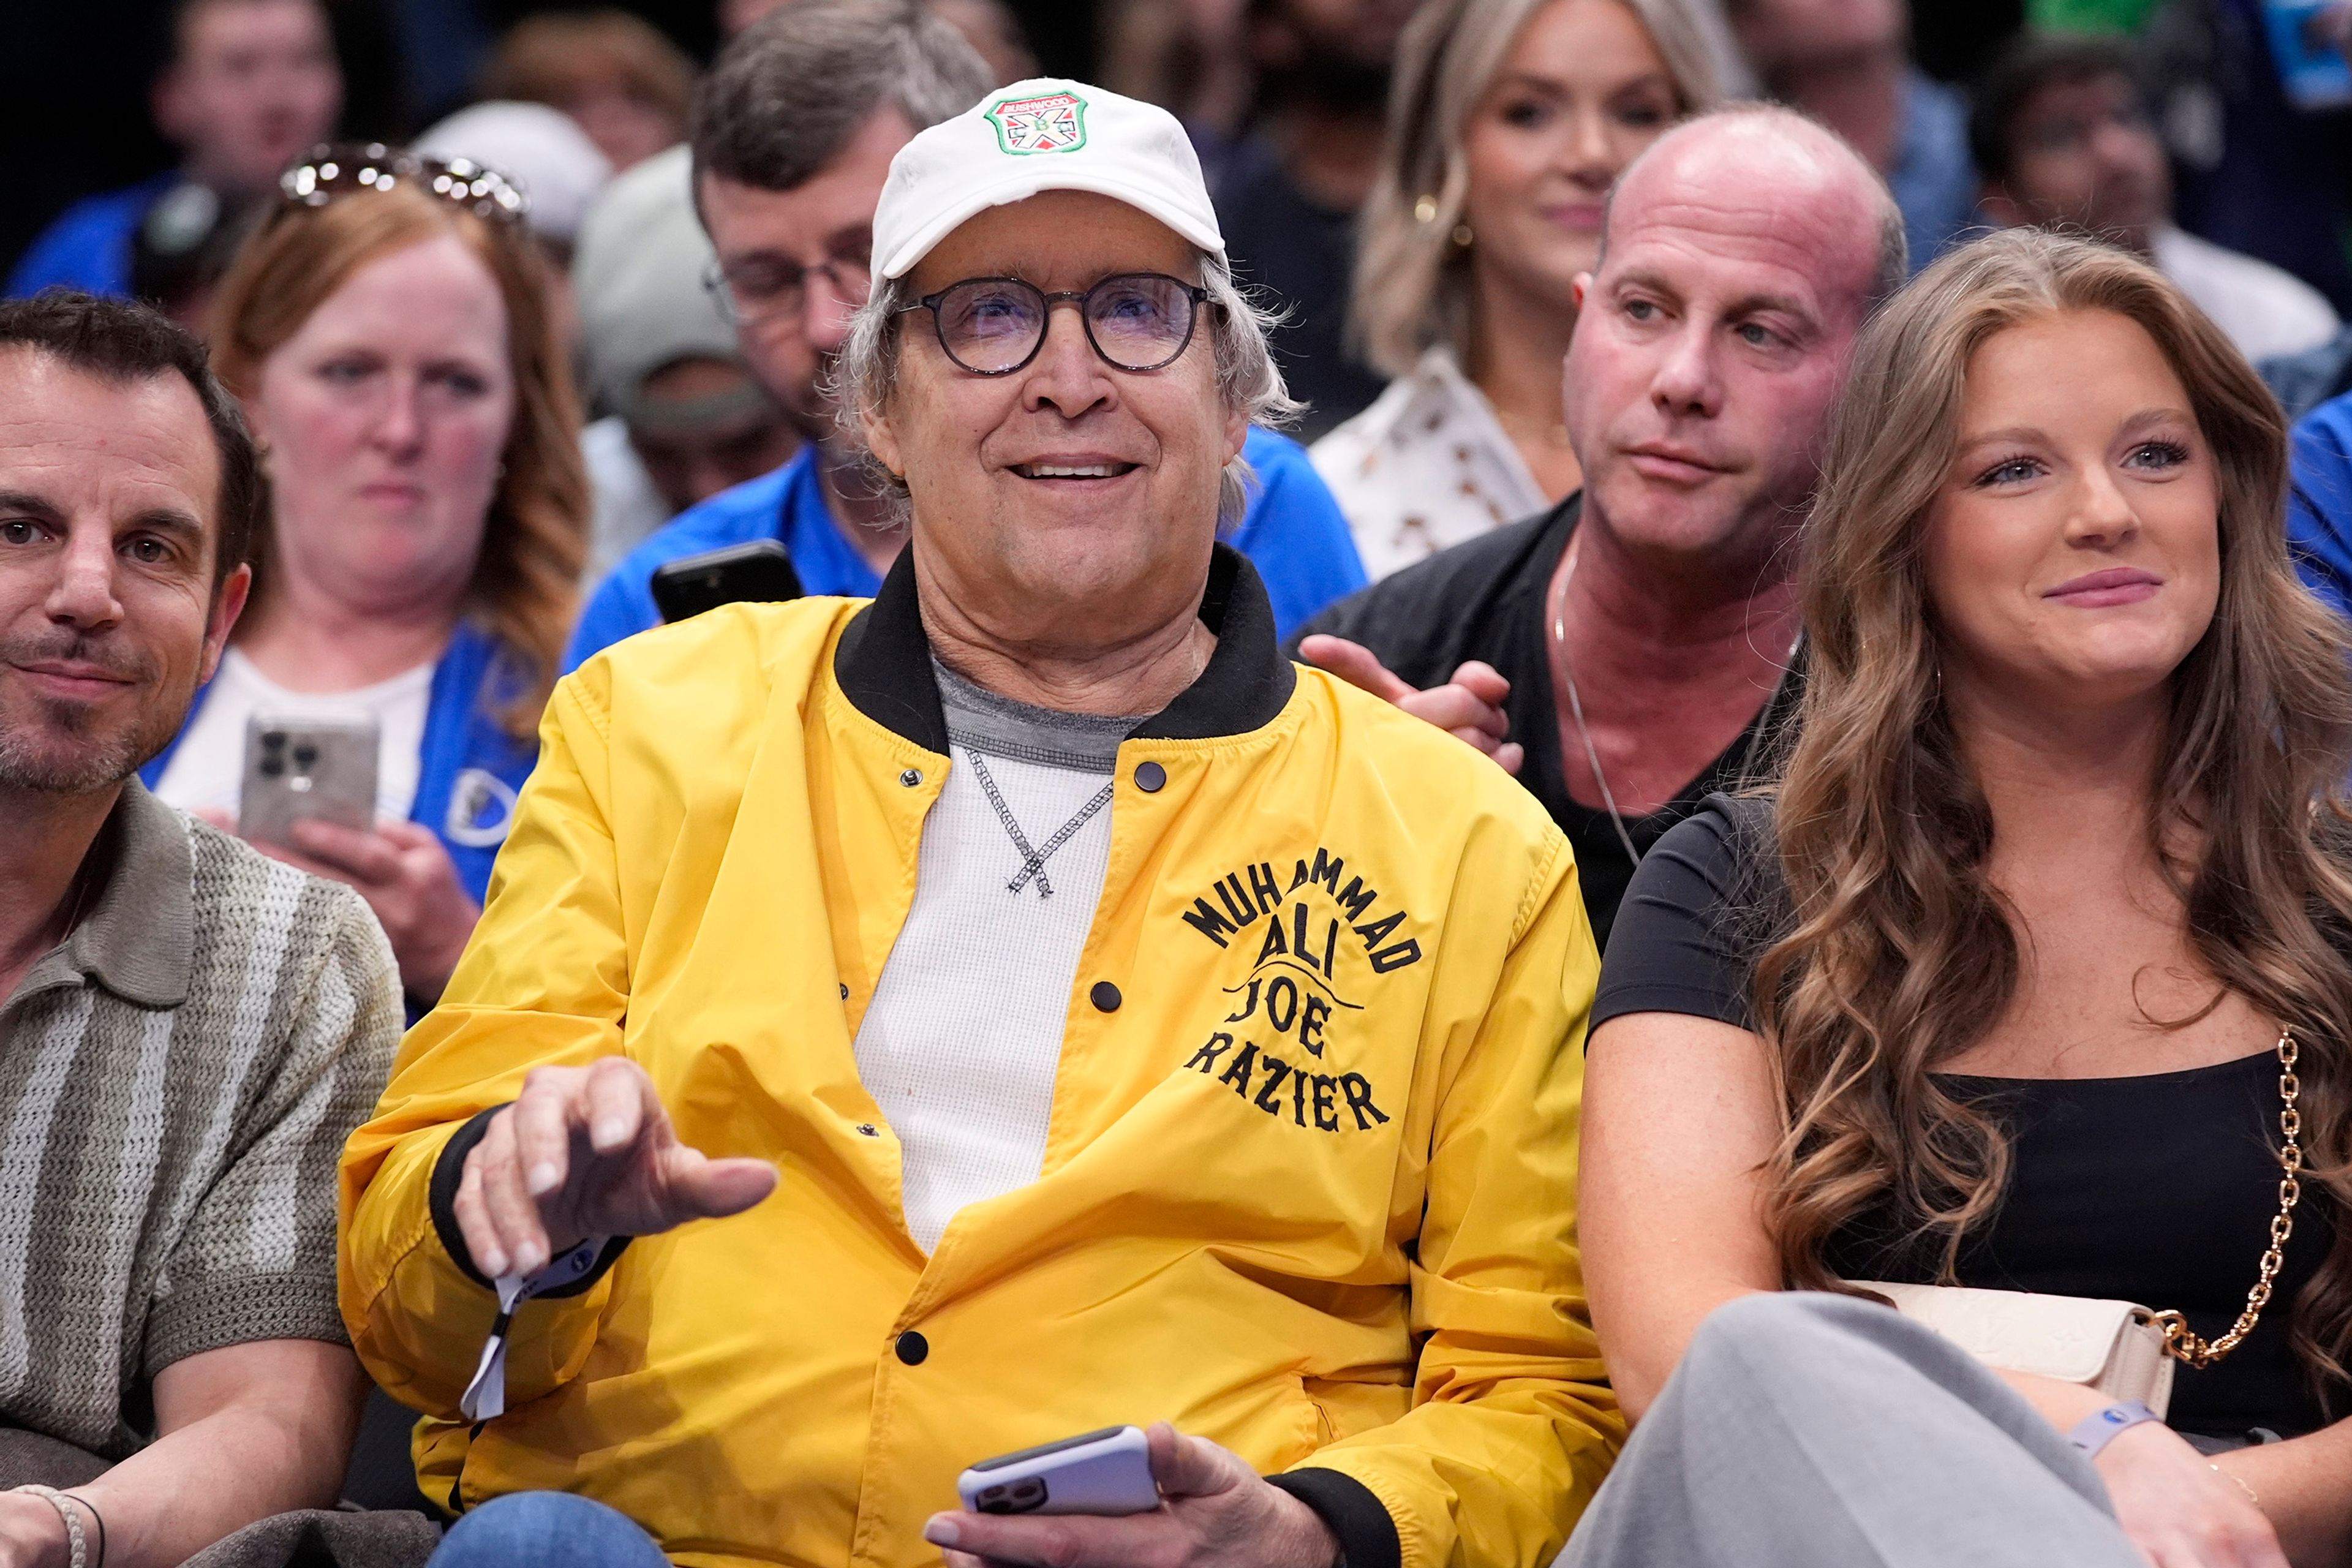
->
xmin=956 ymin=1425 xmax=1158 ymax=1517
xmin=238 ymin=715 xmax=379 ymax=850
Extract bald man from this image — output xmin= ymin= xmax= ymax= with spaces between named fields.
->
xmin=1296 ymin=105 xmax=1905 ymax=946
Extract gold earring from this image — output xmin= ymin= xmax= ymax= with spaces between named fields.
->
xmin=1414 ymin=194 xmax=1439 ymax=223
xmin=1450 ymin=222 xmax=1474 ymax=248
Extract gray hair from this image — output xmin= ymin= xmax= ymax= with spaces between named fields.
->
xmin=690 ymin=0 xmax=993 ymax=196
xmin=1352 ymin=0 xmax=1727 ymax=380
xmin=833 ymin=252 xmax=1298 ymax=529
xmin=1596 ymin=102 xmax=1910 ymax=314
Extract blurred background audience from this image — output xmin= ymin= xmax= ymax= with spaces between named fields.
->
xmin=1314 ymin=0 xmax=1722 ymax=578
xmin=145 ymin=148 xmax=588 ymax=1007
xmin=478 ymin=9 xmax=695 ymax=170
xmin=720 ymin=0 xmax=1039 ymax=77
xmin=571 ymin=143 xmax=797 ymax=578
xmin=10 ymin=0 xmax=341 ymax=300
xmin=921 ymin=0 xmax=1040 ymax=80
xmin=1973 ymin=29 xmax=2340 ymax=361
xmin=1194 ymin=0 xmax=1422 ymax=439
xmin=15 ymin=0 xmax=2352 ymax=434
xmin=1725 ymin=0 xmax=1977 ymax=271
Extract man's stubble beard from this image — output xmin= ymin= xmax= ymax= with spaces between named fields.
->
xmin=0 ymin=634 xmax=186 ymax=797
xmin=0 ymin=701 xmax=160 ymax=794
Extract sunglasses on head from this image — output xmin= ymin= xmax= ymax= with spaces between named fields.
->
xmin=277 ymin=142 xmax=529 ymax=225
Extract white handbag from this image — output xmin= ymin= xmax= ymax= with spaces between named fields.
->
xmin=1853 ymin=1281 xmax=2176 ymax=1416
xmin=1845 ymin=1026 xmax=2309 ymax=1425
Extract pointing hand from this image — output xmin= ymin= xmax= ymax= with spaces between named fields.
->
xmin=453 ymin=1057 xmax=777 ymax=1278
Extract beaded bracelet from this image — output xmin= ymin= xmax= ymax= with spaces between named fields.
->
xmin=10 ymin=1484 xmax=86 ymax=1568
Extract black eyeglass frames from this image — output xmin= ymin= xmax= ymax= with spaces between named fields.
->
xmin=897 ymin=273 xmax=1213 ymax=376
xmin=701 ymin=253 xmax=873 ymax=329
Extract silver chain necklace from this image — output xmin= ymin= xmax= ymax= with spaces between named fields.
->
xmin=1548 ymin=531 xmax=1800 ymax=869
xmin=1551 ymin=535 xmax=1644 ymax=868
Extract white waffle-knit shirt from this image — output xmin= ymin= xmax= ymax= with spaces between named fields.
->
xmin=851 ymin=663 xmax=1143 ymax=1254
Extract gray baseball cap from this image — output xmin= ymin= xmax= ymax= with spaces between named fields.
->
xmin=415 ymin=101 xmax=614 ymax=244
xmin=571 ymin=144 xmax=746 ymax=419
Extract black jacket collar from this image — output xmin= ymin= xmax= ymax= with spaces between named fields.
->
xmin=832 ymin=541 xmax=1297 ymax=753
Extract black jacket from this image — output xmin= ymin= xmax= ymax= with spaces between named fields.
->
xmin=1293 ymin=492 xmax=1803 ymax=951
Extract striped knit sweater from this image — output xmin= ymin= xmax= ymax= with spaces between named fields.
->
xmin=0 ymin=783 xmax=402 ymax=1458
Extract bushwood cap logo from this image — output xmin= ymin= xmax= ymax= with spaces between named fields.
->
xmin=987 ymin=91 xmax=1088 ymax=155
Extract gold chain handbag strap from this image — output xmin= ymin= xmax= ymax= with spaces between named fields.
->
xmin=2149 ymin=1027 xmax=2305 ymax=1369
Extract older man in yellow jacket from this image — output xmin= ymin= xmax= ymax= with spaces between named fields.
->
xmin=340 ymin=74 xmax=1619 ymax=1568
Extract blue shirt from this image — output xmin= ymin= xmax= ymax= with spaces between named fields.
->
xmin=2290 ymin=390 xmax=2352 ymax=620
xmin=564 ymin=424 xmax=1368 ymax=671
xmin=2265 ymin=325 xmax=2352 ymax=423
xmin=1888 ymin=70 xmax=1980 ymax=274
xmin=139 ymin=621 xmax=540 ymax=907
xmin=7 ymin=175 xmax=175 ymax=298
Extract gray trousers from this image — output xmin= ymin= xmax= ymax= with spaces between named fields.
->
xmin=1562 ymin=1292 xmax=2149 ymax=1567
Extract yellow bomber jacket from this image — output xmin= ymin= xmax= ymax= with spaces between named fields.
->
xmin=339 ymin=546 xmax=1622 ymax=1568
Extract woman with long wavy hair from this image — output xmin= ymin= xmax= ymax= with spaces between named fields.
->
xmin=146 ymin=145 xmax=588 ymax=1006
xmin=1572 ymin=227 xmax=2352 ymax=1567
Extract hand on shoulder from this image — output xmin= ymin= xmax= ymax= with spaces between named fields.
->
xmin=1297 ymin=635 xmax=1522 ymax=776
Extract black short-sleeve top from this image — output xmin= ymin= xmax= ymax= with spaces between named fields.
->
xmin=1593 ymin=795 xmax=2334 ymax=1441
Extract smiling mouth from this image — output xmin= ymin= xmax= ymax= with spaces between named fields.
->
xmin=1012 ymin=462 xmax=1139 ymax=480
xmin=10 ymin=662 xmax=135 ymax=698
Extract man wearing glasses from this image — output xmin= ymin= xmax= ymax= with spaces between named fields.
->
xmin=563 ymin=0 xmax=1365 ymax=674
xmin=343 ymin=77 xmax=1619 ymax=1568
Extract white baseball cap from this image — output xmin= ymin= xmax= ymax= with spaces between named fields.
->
xmin=415 ymin=102 xmax=614 ymax=244
xmin=871 ymin=78 xmax=1225 ymax=282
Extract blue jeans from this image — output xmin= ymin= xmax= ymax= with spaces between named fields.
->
xmin=429 ymin=1491 xmax=670 ymax=1567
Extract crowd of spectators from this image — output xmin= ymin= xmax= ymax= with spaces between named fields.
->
xmin=13 ymin=0 xmax=2352 ymax=1565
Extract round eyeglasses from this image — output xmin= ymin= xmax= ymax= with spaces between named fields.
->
xmin=898 ymin=273 xmax=1213 ymax=376
xmin=279 ymin=142 xmax=527 ymax=224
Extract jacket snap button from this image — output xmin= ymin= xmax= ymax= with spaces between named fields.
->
xmin=1134 ymin=761 xmax=1166 ymax=793
xmin=839 ymin=982 xmax=850 ymax=1000
xmin=856 ymin=1123 xmax=878 ymax=1137
xmin=895 ymin=1330 xmax=930 ymax=1365
xmin=899 ymin=768 xmax=923 ymax=788
xmin=1090 ymin=981 xmax=1122 ymax=1012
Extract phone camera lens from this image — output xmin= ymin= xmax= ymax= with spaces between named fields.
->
xmin=262 ymin=731 xmax=285 ymax=751
xmin=259 ymin=758 xmax=284 ymax=778
xmin=292 ymin=744 xmax=319 ymax=767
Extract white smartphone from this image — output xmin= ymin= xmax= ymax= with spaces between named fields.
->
xmin=238 ymin=715 xmax=380 ymax=849
xmin=956 ymin=1425 xmax=1159 ymax=1517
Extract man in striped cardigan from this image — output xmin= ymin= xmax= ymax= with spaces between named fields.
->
xmin=0 ymin=292 xmax=404 ymax=1567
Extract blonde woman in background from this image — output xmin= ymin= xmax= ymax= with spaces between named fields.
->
xmin=1313 ymin=0 xmax=1721 ymax=578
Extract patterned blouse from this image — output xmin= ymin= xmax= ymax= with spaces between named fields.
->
xmin=1308 ymin=347 xmax=1551 ymax=581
